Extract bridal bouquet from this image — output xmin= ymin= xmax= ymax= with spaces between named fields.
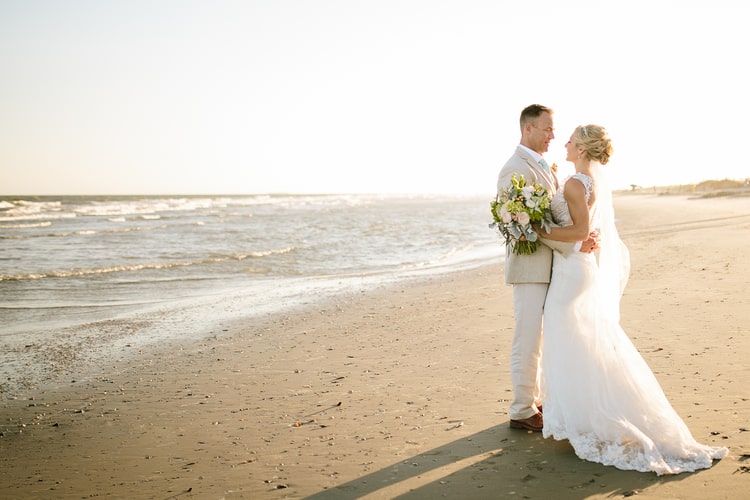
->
xmin=490 ymin=174 xmax=553 ymax=255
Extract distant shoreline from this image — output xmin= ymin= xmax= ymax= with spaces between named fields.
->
xmin=616 ymin=178 xmax=750 ymax=198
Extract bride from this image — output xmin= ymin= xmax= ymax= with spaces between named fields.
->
xmin=538 ymin=124 xmax=727 ymax=474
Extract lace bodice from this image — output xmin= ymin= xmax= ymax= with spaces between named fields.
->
xmin=551 ymin=173 xmax=595 ymax=227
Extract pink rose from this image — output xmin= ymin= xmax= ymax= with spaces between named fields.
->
xmin=500 ymin=204 xmax=512 ymax=223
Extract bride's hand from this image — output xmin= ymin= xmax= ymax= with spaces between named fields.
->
xmin=580 ymin=230 xmax=600 ymax=253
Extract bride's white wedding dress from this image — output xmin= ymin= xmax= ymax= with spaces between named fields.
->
xmin=541 ymin=170 xmax=727 ymax=475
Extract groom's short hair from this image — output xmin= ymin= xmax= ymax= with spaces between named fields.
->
xmin=520 ymin=104 xmax=553 ymax=128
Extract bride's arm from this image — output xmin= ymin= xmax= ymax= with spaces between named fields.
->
xmin=540 ymin=178 xmax=591 ymax=242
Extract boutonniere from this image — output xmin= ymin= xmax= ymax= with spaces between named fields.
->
xmin=551 ymin=163 xmax=558 ymax=173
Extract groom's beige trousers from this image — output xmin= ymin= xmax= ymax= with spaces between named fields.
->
xmin=510 ymin=282 xmax=547 ymax=420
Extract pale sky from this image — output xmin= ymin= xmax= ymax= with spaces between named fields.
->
xmin=1 ymin=0 xmax=748 ymax=195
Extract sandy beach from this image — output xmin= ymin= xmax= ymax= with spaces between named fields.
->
xmin=1 ymin=192 xmax=749 ymax=499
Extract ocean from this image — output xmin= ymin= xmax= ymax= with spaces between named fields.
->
xmin=0 ymin=194 xmax=502 ymax=391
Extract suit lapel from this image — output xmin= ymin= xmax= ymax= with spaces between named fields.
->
xmin=516 ymin=146 xmax=557 ymax=194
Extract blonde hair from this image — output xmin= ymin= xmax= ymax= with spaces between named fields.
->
xmin=575 ymin=124 xmax=613 ymax=165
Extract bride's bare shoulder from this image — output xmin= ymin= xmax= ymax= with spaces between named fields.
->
xmin=565 ymin=174 xmax=595 ymax=203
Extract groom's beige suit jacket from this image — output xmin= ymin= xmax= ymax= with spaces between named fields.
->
xmin=496 ymin=146 xmax=574 ymax=285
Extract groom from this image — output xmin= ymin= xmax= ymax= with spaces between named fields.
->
xmin=496 ymin=104 xmax=595 ymax=432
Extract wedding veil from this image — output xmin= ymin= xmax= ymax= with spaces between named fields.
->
xmin=592 ymin=162 xmax=631 ymax=322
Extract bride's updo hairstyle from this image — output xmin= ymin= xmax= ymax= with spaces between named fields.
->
xmin=575 ymin=124 xmax=613 ymax=165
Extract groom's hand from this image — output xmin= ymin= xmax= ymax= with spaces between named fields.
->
xmin=579 ymin=230 xmax=600 ymax=253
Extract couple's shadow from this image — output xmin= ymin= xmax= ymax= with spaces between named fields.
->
xmin=304 ymin=422 xmax=686 ymax=499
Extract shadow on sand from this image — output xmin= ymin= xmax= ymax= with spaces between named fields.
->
xmin=304 ymin=422 xmax=690 ymax=499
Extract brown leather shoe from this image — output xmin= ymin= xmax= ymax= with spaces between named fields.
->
xmin=509 ymin=412 xmax=543 ymax=432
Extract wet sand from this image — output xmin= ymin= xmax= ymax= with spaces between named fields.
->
xmin=1 ymin=192 xmax=749 ymax=499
